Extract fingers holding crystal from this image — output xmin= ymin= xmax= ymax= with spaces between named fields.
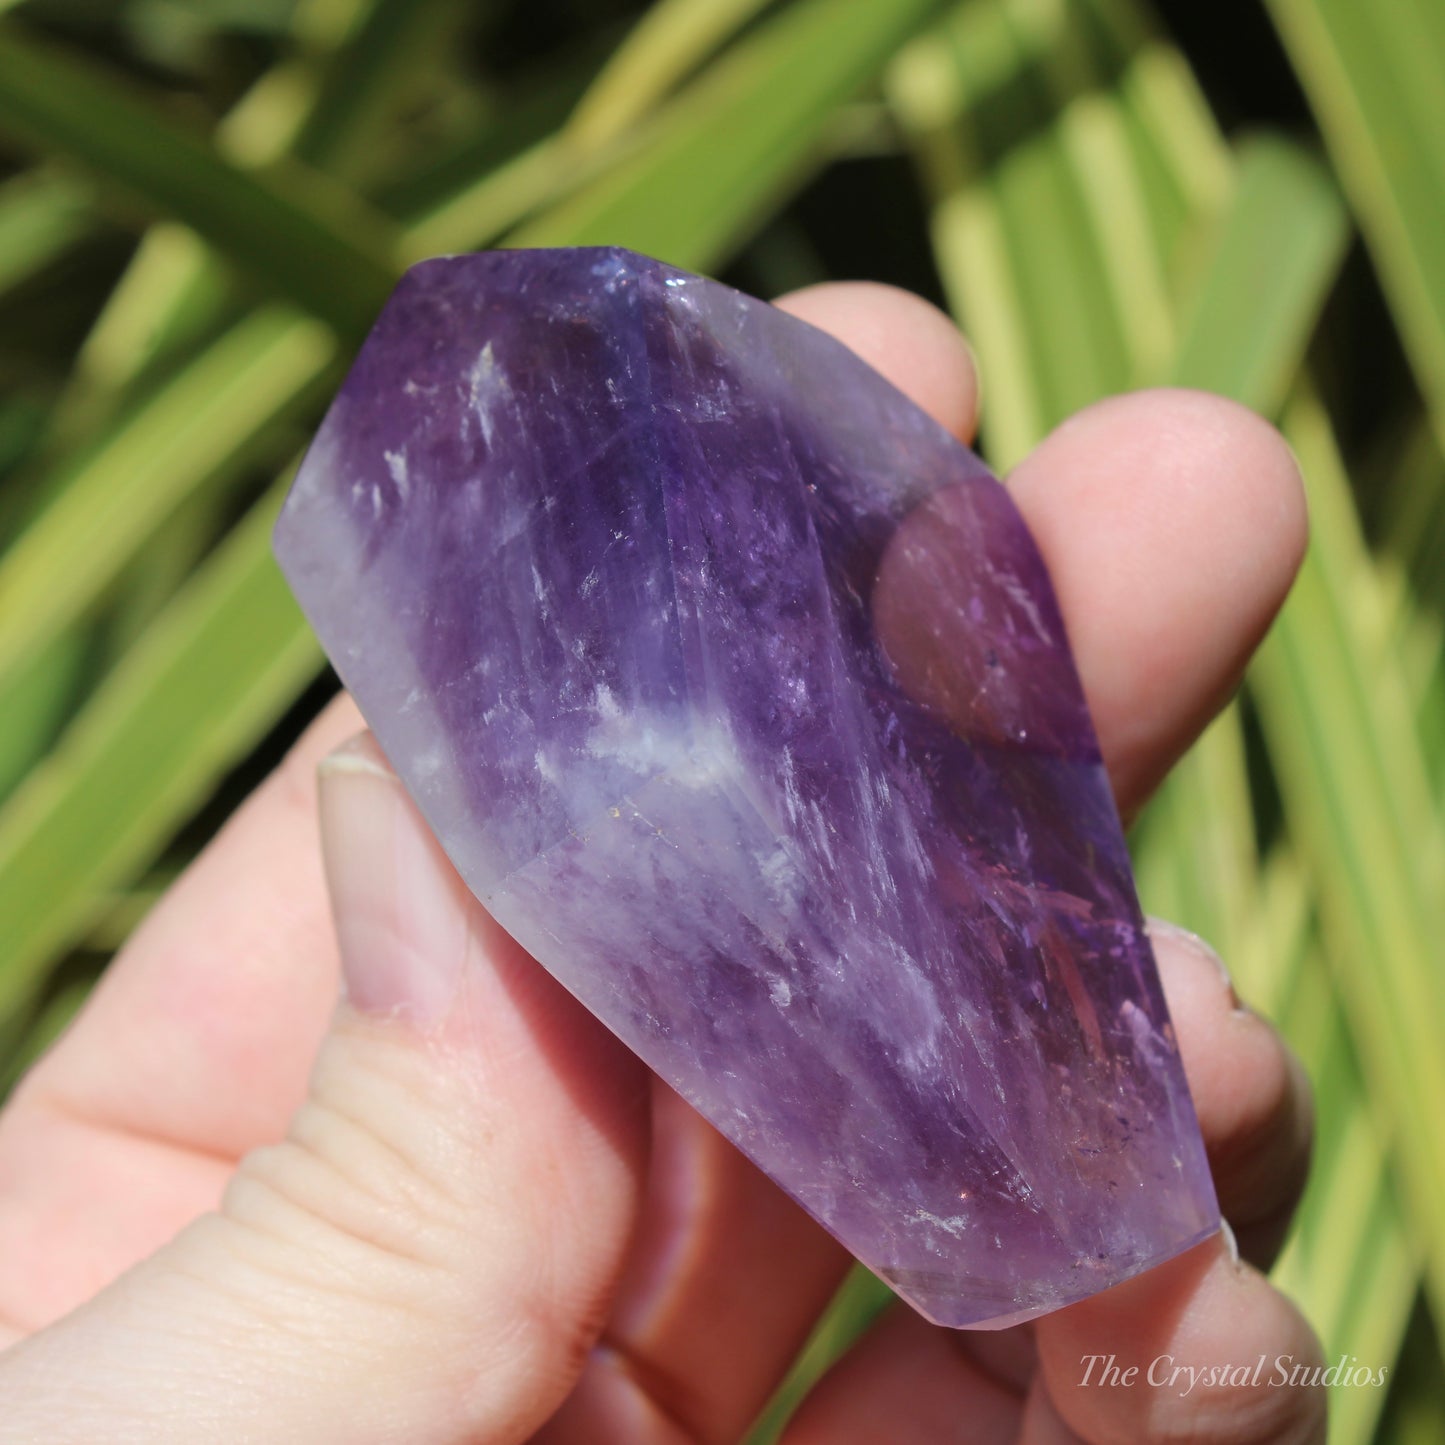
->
xmin=772 ymin=917 xmax=1319 ymax=1445
xmin=774 ymin=293 xmax=1310 ymax=827
xmin=1027 ymin=926 xmax=1319 ymax=1442
xmin=0 ymin=734 xmax=653 ymax=1443
xmin=1148 ymin=920 xmax=1314 ymax=1271
xmin=534 ymin=1086 xmax=850 ymax=1445
xmin=0 ymin=691 xmax=365 ymax=1333
xmin=785 ymin=1244 xmax=1328 ymax=1445
xmin=785 ymin=291 xmax=1310 ymax=824
xmin=781 ymin=1304 xmax=1024 ymax=1445
xmin=1004 ymin=389 xmax=1308 ymax=818
xmin=775 ymin=283 xmax=981 ymax=444
xmin=1034 ymin=1234 xmax=1327 ymax=1445
xmin=0 ymin=274 xmax=1316 ymax=1442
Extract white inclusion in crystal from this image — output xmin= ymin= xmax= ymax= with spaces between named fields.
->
xmin=769 ymin=977 xmax=793 ymax=1009
xmin=534 ymin=748 xmax=560 ymax=786
xmin=1120 ymin=997 xmax=1170 ymax=1065
xmin=912 ymin=1209 xmax=971 ymax=1238
xmin=778 ymin=747 xmax=802 ymax=825
xmin=383 ymin=448 xmax=410 ymax=500
xmin=593 ymin=682 xmax=623 ymax=721
xmin=805 ymin=800 xmax=837 ymax=869
xmin=1001 ymin=570 xmax=1051 ymax=641
xmin=891 ymin=805 xmax=934 ymax=888
xmin=584 ymin=700 xmax=743 ymax=792
xmin=758 ymin=845 xmax=796 ymax=901
xmin=466 ymin=341 xmax=510 ymax=447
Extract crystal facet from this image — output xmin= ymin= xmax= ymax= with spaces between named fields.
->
xmin=275 ymin=247 xmax=1220 ymax=1328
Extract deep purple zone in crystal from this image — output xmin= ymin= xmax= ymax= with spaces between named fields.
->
xmin=274 ymin=246 xmax=1220 ymax=1328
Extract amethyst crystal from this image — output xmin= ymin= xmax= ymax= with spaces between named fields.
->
xmin=275 ymin=247 xmax=1219 ymax=1328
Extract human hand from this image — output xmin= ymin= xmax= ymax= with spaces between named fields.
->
xmin=0 ymin=284 xmax=1322 ymax=1443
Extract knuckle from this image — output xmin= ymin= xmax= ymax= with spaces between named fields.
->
xmin=217 ymin=1029 xmax=475 ymax=1318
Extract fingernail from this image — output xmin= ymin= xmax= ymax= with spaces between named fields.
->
xmin=317 ymin=732 xmax=469 ymax=1027
xmin=1219 ymin=1217 xmax=1243 ymax=1270
xmin=1146 ymin=917 xmax=1242 ymax=1012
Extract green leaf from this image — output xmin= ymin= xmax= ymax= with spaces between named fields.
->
xmin=510 ymin=0 xmax=948 ymax=271
xmin=0 ymin=969 xmax=99 ymax=1096
xmin=0 ymin=168 xmax=91 ymax=297
xmin=0 ymin=628 xmax=89 ymax=804
xmin=288 ymin=0 xmax=462 ymax=180
xmin=1241 ymin=859 xmax=1419 ymax=1445
xmin=1115 ymin=133 xmax=1416 ymax=1445
xmin=1158 ymin=143 xmax=1444 ymax=1368
xmin=403 ymin=0 xmax=787 ymax=260
xmin=379 ymin=32 xmax=616 ymax=226
xmin=886 ymin=0 xmax=1164 ymax=465
xmin=39 ymin=0 xmax=460 ymax=448
xmin=1131 ymin=710 xmax=1257 ymax=961
xmin=1252 ymin=388 xmax=1445 ymax=1335
xmin=562 ymin=0 xmax=776 ymax=149
xmin=1373 ymin=417 xmax=1445 ymax=803
xmin=0 ymin=476 xmax=320 ymax=1015
xmin=1376 ymin=1303 xmax=1445 ymax=1445
xmin=41 ymin=223 xmax=236 ymax=451
xmin=0 ymin=19 xmax=398 ymax=337
xmin=1169 ymin=134 xmax=1350 ymax=416
xmin=1266 ymin=0 xmax=1445 ymax=450
xmin=0 ymin=307 xmax=334 ymax=705
xmin=886 ymin=9 xmax=1052 ymax=462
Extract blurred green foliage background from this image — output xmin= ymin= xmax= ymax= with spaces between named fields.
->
xmin=0 ymin=0 xmax=1441 ymax=1439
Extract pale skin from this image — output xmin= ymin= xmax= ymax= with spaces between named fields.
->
xmin=0 ymin=284 xmax=1324 ymax=1443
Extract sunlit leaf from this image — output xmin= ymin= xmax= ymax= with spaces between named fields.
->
xmin=0 ymin=307 xmax=334 ymax=703
xmin=0 ymin=168 xmax=90 ymax=297
xmin=1267 ymin=0 xmax=1445 ymax=449
xmin=0 ymin=20 xmax=398 ymax=336
xmin=511 ymin=0 xmax=948 ymax=270
xmin=0 ymin=477 xmax=321 ymax=1016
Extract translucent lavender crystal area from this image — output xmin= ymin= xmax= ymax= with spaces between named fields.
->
xmin=274 ymin=247 xmax=1219 ymax=1328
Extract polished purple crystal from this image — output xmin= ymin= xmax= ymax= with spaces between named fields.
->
xmin=274 ymin=246 xmax=1219 ymax=1328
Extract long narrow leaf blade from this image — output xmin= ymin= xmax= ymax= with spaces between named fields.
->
xmin=1169 ymin=133 xmax=1349 ymax=415
xmin=0 ymin=309 xmax=335 ymax=699
xmin=0 ymin=481 xmax=320 ymax=1014
xmin=0 ymin=21 xmax=397 ymax=337
xmin=1266 ymin=0 xmax=1445 ymax=447
xmin=511 ymin=0 xmax=947 ymax=269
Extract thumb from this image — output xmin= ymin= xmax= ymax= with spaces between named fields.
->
xmin=0 ymin=733 xmax=649 ymax=1445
